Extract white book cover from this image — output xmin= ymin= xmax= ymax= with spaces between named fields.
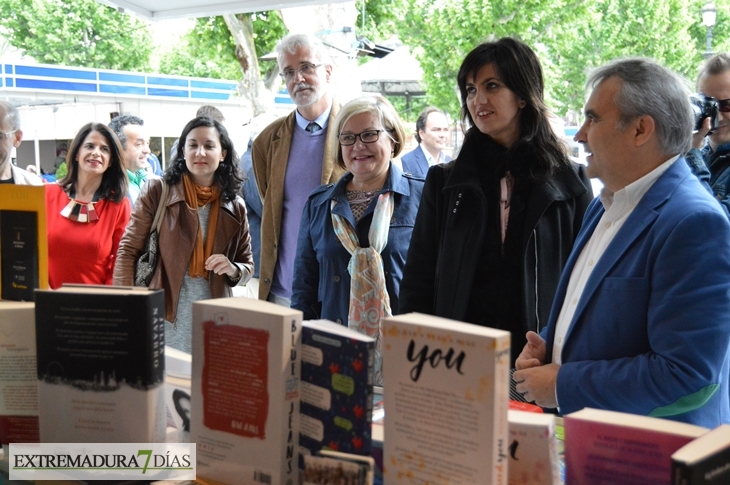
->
xmin=0 ymin=301 xmax=38 ymax=454
xmin=508 ymin=410 xmax=560 ymax=485
xmin=35 ymin=286 xmax=166 ymax=444
xmin=382 ymin=313 xmax=511 ymax=485
xmin=191 ymin=297 xmax=302 ymax=485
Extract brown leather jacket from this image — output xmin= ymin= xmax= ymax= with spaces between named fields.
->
xmin=113 ymin=177 xmax=254 ymax=322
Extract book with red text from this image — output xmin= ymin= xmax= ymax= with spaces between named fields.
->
xmin=34 ymin=285 xmax=166 ymax=443
xmin=382 ymin=312 xmax=511 ymax=485
xmin=299 ymin=320 xmax=375 ymax=469
xmin=0 ymin=301 xmax=39 ymax=455
xmin=564 ymin=408 xmax=708 ymax=485
xmin=671 ymin=424 xmax=730 ymax=484
xmin=191 ymin=297 xmax=302 ymax=485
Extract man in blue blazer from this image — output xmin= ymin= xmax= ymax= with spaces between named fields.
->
xmin=400 ymin=107 xmax=452 ymax=176
xmin=514 ymin=58 xmax=730 ymax=428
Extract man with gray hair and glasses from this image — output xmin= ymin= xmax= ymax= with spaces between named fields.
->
xmin=0 ymin=100 xmax=42 ymax=185
xmin=514 ymin=58 xmax=730 ymax=428
xmin=252 ymin=33 xmax=344 ymax=306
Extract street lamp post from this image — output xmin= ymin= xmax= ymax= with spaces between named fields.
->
xmin=703 ymin=1 xmax=717 ymax=60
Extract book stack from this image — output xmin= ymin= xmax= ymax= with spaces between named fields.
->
xmin=382 ymin=312 xmax=511 ymax=485
xmin=191 ymin=297 xmax=302 ymax=485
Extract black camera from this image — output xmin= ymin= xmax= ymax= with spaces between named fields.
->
xmin=690 ymin=93 xmax=719 ymax=132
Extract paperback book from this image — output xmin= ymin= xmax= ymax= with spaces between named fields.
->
xmin=508 ymin=409 xmax=560 ymax=485
xmin=299 ymin=320 xmax=376 ymax=468
xmin=34 ymin=285 xmax=166 ymax=443
xmin=564 ymin=408 xmax=708 ymax=485
xmin=382 ymin=312 xmax=511 ymax=485
xmin=191 ymin=297 xmax=302 ymax=485
xmin=0 ymin=301 xmax=39 ymax=455
xmin=0 ymin=185 xmax=48 ymax=300
xmin=672 ymin=423 xmax=730 ymax=484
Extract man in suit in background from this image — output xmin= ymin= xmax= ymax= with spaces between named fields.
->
xmin=514 ymin=58 xmax=730 ymax=428
xmin=400 ymin=106 xmax=451 ymax=176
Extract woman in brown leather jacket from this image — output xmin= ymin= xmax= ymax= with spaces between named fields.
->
xmin=114 ymin=116 xmax=254 ymax=353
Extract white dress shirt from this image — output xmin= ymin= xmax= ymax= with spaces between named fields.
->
xmin=551 ymin=155 xmax=679 ymax=364
xmin=419 ymin=144 xmax=447 ymax=166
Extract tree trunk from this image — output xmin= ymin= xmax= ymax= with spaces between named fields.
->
xmin=223 ymin=13 xmax=274 ymax=117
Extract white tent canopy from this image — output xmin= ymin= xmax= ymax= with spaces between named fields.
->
xmin=95 ymin=0 xmax=350 ymax=20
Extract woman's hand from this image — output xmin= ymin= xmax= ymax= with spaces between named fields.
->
xmin=205 ymin=254 xmax=239 ymax=278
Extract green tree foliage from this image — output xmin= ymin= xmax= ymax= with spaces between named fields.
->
xmin=0 ymin=0 xmax=152 ymax=70
xmin=158 ymin=12 xmax=286 ymax=81
xmin=360 ymin=0 xmax=730 ymax=121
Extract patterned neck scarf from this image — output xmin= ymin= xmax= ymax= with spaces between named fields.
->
xmin=331 ymin=192 xmax=394 ymax=385
xmin=182 ymin=173 xmax=221 ymax=279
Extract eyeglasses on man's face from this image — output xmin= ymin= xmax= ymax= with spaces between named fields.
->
xmin=0 ymin=130 xmax=18 ymax=141
xmin=338 ymin=130 xmax=391 ymax=146
xmin=279 ymin=63 xmax=323 ymax=82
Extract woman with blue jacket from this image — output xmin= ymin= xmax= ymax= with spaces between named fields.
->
xmin=292 ymin=96 xmax=424 ymax=384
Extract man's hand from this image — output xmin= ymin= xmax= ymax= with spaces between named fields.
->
xmin=515 ymin=331 xmax=547 ymax=370
xmin=693 ymin=117 xmax=712 ymax=150
xmin=513 ymin=364 xmax=560 ymax=408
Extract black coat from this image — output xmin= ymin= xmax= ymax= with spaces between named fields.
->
xmin=399 ymin=131 xmax=594 ymax=338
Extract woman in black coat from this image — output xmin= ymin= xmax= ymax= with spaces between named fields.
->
xmin=399 ymin=38 xmax=594 ymax=366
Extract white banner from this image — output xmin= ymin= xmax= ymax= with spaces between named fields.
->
xmin=9 ymin=442 xmax=196 ymax=481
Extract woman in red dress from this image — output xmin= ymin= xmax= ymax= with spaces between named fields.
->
xmin=46 ymin=122 xmax=130 ymax=288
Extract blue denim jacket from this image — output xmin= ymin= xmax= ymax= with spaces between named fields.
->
xmin=291 ymin=163 xmax=424 ymax=323
xmin=686 ymin=142 xmax=730 ymax=219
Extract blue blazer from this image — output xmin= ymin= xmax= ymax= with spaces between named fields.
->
xmin=400 ymin=146 xmax=451 ymax=177
xmin=291 ymin=163 xmax=424 ymax=324
xmin=542 ymin=158 xmax=730 ymax=427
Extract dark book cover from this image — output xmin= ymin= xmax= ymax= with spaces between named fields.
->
xmin=34 ymin=286 xmax=165 ymax=443
xmin=672 ymin=450 xmax=730 ymax=485
xmin=299 ymin=320 xmax=375 ymax=470
xmin=1 ymin=210 xmax=38 ymax=301
xmin=672 ymin=424 xmax=730 ymax=485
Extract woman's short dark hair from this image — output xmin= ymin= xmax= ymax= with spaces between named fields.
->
xmin=456 ymin=37 xmax=569 ymax=180
xmin=58 ymin=122 xmax=127 ymax=203
xmin=164 ymin=116 xmax=242 ymax=201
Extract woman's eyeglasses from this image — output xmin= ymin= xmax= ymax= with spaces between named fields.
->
xmin=338 ymin=130 xmax=390 ymax=146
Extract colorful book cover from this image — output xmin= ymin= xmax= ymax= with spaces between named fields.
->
xmin=191 ymin=297 xmax=302 ymax=485
xmin=382 ymin=312 xmax=511 ymax=485
xmin=0 ymin=301 xmax=39 ymax=455
xmin=564 ymin=408 xmax=708 ymax=485
xmin=299 ymin=320 xmax=375 ymax=468
xmin=34 ymin=285 xmax=166 ymax=443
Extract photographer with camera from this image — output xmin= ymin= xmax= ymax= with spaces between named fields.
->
xmin=687 ymin=53 xmax=730 ymax=218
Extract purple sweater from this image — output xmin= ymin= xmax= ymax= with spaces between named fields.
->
xmin=271 ymin=122 xmax=327 ymax=298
